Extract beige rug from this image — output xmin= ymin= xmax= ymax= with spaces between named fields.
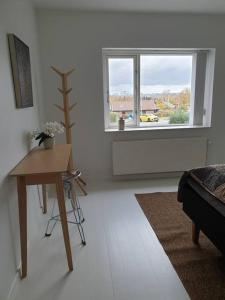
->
xmin=136 ymin=192 xmax=225 ymax=300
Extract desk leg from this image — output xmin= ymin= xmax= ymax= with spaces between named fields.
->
xmin=42 ymin=184 xmax=47 ymax=214
xmin=17 ymin=176 xmax=27 ymax=278
xmin=56 ymin=175 xmax=73 ymax=271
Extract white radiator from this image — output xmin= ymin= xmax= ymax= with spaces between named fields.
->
xmin=112 ymin=137 xmax=207 ymax=175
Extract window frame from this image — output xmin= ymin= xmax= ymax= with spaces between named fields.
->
xmin=105 ymin=55 xmax=138 ymax=128
xmin=103 ymin=48 xmax=215 ymax=131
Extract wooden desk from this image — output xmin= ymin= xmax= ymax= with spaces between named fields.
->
xmin=10 ymin=144 xmax=73 ymax=278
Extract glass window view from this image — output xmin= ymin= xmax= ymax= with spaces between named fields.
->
xmin=108 ymin=58 xmax=135 ymax=126
xmin=106 ymin=53 xmax=193 ymax=128
xmin=140 ymin=55 xmax=193 ymax=126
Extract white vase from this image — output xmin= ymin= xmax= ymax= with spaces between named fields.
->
xmin=43 ymin=137 xmax=55 ymax=149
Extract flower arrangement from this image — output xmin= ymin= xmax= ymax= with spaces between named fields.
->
xmin=31 ymin=121 xmax=64 ymax=146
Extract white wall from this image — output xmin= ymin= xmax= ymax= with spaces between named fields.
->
xmin=37 ymin=10 xmax=225 ymax=181
xmin=0 ymin=1 xmax=43 ymax=298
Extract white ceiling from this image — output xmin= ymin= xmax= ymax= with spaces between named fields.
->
xmin=33 ymin=0 xmax=225 ymax=14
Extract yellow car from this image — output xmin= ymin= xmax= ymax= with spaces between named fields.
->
xmin=140 ymin=114 xmax=159 ymax=122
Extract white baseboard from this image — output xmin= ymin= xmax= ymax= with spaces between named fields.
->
xmin=7 ymin=266 xmax=21 ymax=300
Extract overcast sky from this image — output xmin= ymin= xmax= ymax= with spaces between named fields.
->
xmin=109 ymin=55 xmax=192 ymax=94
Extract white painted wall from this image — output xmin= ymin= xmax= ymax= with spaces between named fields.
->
xmin=0 ymin=1 xmax=44 ymax=298
xmin=37 ymin=10 xmax=225 ymax=181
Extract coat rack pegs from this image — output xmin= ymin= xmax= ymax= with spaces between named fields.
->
xmin=69 ymin=102 xmax=77 ymax=111
xmin=65 ymin=88 xmax=72 ymax=94
xmin=58 ymin=87 xmax=72 ymax=94
xmin=54 ymin=104 xmax=65 ymax=112
xmin=60 ymin=121 xmax=66 ymax=128
xmin=57 ymin=88 xmax=64 ymax=94
xmin=52 ymin=66 xmax=88 ymax=195
xmin=51 ymin=66 xmax=75 ymax=77
xmin=51 ymin=66 xmax=64 ymax=77
xmin=66 ymin=68 xmax=75 ymax=76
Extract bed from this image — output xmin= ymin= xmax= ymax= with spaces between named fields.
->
xmin=178 ymin=168 xmax=225 ymax=254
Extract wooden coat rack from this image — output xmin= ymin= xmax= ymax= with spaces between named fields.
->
xmin=52 ymin=66 xmax=87 ymax=195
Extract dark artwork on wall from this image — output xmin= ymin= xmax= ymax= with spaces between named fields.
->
xmin=8 ymin=34 xmax=33 ymax=108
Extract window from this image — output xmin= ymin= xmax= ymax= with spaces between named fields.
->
xmin=103 ymin=49 xmax=215 ymax=130
xmin=108 ymin=58 xmax=135 ymax=127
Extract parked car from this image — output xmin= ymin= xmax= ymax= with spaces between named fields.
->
xmin=140 ymin=114 xmax=159 ymax=122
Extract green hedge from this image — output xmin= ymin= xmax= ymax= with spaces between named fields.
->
xmin=169 ymin=109 xmax=189 ymax=124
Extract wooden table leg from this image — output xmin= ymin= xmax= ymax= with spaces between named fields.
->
xmin=56 ymin=175 xmax=73 ymax=271
xmin=42 ymin=184 xmax=47 ymax=214
xmin=17 ymin=176 xmax=27 ymax=278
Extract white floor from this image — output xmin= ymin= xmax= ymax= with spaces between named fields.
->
xmin=14 ymin=178 xmax=190 ymax=300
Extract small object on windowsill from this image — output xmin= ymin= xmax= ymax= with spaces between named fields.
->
xmin=119 ymin=117 xmax=125 ymax=130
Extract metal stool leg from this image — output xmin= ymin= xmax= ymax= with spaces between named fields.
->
xmin=78 ymin=176 xmax=87 ymax=186
xmin=70 ymin=182 xmax=86 ymax=245
xmin=76 ymin=196 xmax=85 ymax=223
xmin=69 ymin=169 xmax=88 ymax=195
xmin=45 ymin=197 xmax=58 ymax=237
xmin=75 ymin=178 xmax=88 ymax=196
xmin=44 ymin=175 xmax=86 ymax=246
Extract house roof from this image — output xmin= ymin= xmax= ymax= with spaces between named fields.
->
xmin=110 ymin=99 xmax=157 ymax=112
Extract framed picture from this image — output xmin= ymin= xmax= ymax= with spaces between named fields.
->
xmin=8 ymin=34 xmax=33 ymax=108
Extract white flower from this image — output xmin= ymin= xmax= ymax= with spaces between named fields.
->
xmin=30 ymin=121 xmax=64 ymax=141
xmin=43 ymin=121 xmax=64 ymax=137
xmin=29 ymin=129 xmax=39 ymax=139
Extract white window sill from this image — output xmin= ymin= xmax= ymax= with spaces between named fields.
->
xmin=105 ymin=125 xmax=211 ymax=132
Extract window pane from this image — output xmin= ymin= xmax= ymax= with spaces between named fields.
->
xmin=108 ymin=58 xmax=135 ymax=126
xmin=140 ymin=55 xmax=192 ymax=126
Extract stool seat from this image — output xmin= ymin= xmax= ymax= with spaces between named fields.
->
xmin=70 ymin=169 xmax=82 ymax=178
xmin=64 ymin=169 xmax=87 ymax=196
xmin=64 ymin=169 xmax=81 ymax=181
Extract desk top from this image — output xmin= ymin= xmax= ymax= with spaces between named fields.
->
xmin=10 ymin=144 xmax=72 ymax=176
